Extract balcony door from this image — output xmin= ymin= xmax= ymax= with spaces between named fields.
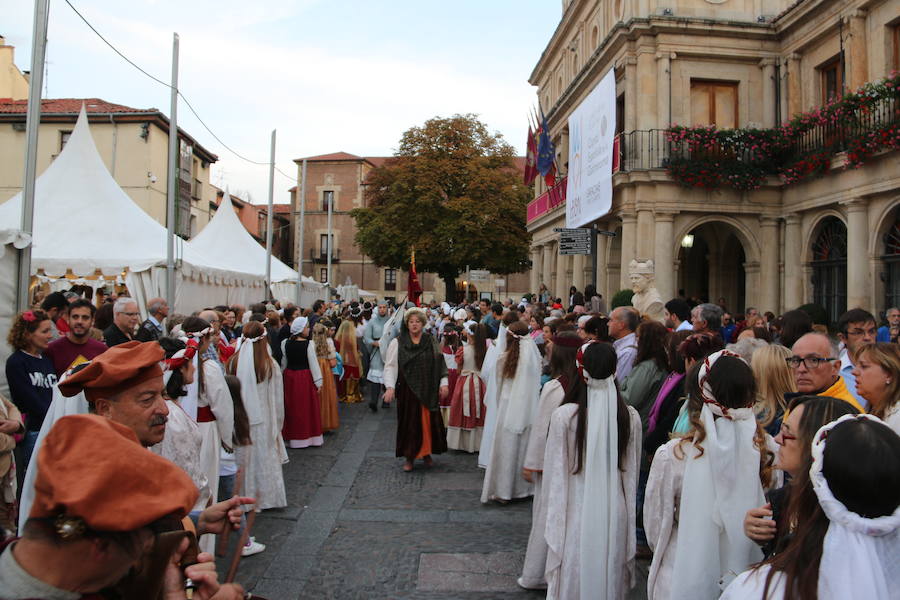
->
xmin=690 ymin=80 xmax=738 ymax=128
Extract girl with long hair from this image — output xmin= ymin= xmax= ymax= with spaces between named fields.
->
xmin=480 ymin=321 xmax=542 ymax=503
xmin=742 ymin=395 xmax=859 ymax=558
xmin=335 ymin=319 xmax=362 ymax=403
xmin=542 ymin=341 xmax=641 ymax=599
xmin=751 ymin=344 xmax=797 ymax=435
xmin=181 ymin=316 xmax=234 ymax=507
xmin=226 ymin=321 xmax=288 ymax=510
xmin=621 ymin=320 xmax=669 ymax=433
xmin=643 ymin=329 xmax=693 ymax=458
xmin=281 ymin=316 xmax=324 ymax=448
xmin=440 ymin=324 xmax=462 ymax=424
xmin=724 ymin=415 xmax=900 ymax=599
xmin=518 ymin=330 xmax=581 ymax=590
xmin=645 ymin=350 xmax=777 ymax=599
xmin=382 ymin=308 xmax=449 ymax=472
xmin=311 ymin=323 xmax=339 ymax=432
xmin=446 ymin=322 xmax=488 ymax=453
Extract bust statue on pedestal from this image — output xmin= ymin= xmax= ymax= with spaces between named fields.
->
xmin=629 ymin=259 xmax=665 ymax=323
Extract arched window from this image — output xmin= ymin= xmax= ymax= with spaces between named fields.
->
xmin=882 ymin=210 xmax=900 ymax=309
xmin=811 ymin=216 xmax=847 ymax=326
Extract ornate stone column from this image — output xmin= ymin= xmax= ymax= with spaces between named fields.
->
xmin=759 ymin=58 xmax=777 ymax=128
xmin=783 ymin=214 xmax=803 ymax=309
xmin=573 ymin=253 xmax=586 ymax=292
xmin=655 ymin=52 xmax=674 ymax=130
xmin=759 ymin=217 xmax=781 ymax=313
xmin=555 ymin=250 xmax=570 ymax=302
xmin=620 ymin=215 xmax=637 ymax=290
xmin=846 ymin=10 xmax=869 ymax=91
xmin=542 ymin=242 xmax=554 ymax=294
xmin=653 ymin=212 xmax=675 ymax=301
xmin=595 ymin=225 xmax=608 ymax=298
xmin=529 ymin=246 xmax=541 ymax=294
xmin=786 ymin=53 xmax=802 ymax=121
xmin=845 ymin=199 xmax=870 ymax=310
xmin=636 ymin=208 xmax=655 ymax=260
xmin=624 ymin=56 xmax=638 ymax=132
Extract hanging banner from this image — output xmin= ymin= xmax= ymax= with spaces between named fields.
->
xmin=566 ymin=69 xmax=616 ymax=228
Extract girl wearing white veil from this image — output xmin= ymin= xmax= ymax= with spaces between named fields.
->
xmin=226 ymin=321 xmax=288 ymax=510
xmin=542 ymin=341 xmax=641 ymax=599
xmin=645 ymin=350 xmax=776 ymax=599
xmin=478 ymin=314 xmax=513 ymax=468
xmin=722 ymin=413 xmax=900 ymax=599
xmin=480 ymin=321 xmax=542 ymax=503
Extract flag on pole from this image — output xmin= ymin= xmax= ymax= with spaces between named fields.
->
xmin=407 ymin=249 xmax=422 ymax=307
xmin=524 ymin=124 xmax=538 ymax=186
xmin=537 ymin=111 xmax=556 ymax=186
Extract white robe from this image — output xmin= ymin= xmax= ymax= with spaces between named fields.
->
xmin=197 ymin=359 xmax=234 ymax=507
xmin=543 ymin=403 xmax=641 ymax=600
xmin=152 ymin=400 xmax=210 ymax=512
xmin=479 ymin=354 xmax=538 ymax=503
xmin=644 ymin=439 xmax=688 ymax=600
xmin=519 ymin=379 xmax=566 ymax=588
xmin=242 ymin=360 xmax=289 ymax=511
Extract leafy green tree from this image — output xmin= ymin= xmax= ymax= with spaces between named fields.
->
xmin=351 ymin=114 xmax=532 ymax=302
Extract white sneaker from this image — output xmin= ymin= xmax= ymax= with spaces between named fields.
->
xmin=241 ymin=538 xmax=266 ymax=556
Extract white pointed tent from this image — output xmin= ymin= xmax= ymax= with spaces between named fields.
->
xmin=0 ymin=107 xmax=265 ymax=314
xmin=191 ymin=192 xmax=323 ymax=306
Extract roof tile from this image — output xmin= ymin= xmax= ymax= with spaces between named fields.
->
xmin=0 ymin=97 xmax=155 ymax=114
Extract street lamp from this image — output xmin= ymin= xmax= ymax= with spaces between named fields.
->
xmin=681 ymin=234 xmax=695 ymax=249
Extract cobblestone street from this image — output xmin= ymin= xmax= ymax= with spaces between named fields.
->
xmin=227 ymin=402 xmax=546 ymax=599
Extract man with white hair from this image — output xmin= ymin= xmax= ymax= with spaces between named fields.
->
xmin=135 ymin=297 xmax=169 ymax=342
xmin=102 ymin=297 xmax=139 ymax=347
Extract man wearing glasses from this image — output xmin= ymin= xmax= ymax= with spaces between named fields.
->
xmin=102 ymin=297 xmax=140 ymax=347
xmin=836 ymin=308 xmax=877 ymax=410
xmin=877 ymin=307 xmax=900 ymax=343
xmin=787 ymin=333 xmax=864 ymax=412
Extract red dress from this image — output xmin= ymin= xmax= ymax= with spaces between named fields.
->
xmin=282 ymin=339 xmax=323 ymax=448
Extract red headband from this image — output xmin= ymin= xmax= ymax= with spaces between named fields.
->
xmin=163 ymin=339 xmax=198 ymax=372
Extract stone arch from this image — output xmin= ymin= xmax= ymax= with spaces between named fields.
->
xmin=872 ymin=198 xmax=900 ymax=314
xmin=672 ymin=214 xmax=760 ymax=266
xmin=802 ymin=209 xmax=847 ymax=264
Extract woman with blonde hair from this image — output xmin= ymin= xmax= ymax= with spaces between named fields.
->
xmin=852 ymin=342 xmax=900 ymax=431
xmin=312 ymin=322 xmax=339 ymax=431
xmin=751 ymin=344 xmax=796 ymax=436
xmin=335 ymin=319 xmax=363 ymax=403
xmin=226 ymin=320 xmax=288 ymax=510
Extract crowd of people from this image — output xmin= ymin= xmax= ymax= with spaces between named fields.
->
xmin=2 ymin=285 xmax=900 ymax=599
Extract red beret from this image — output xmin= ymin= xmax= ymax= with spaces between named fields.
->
xmin=30 ymin=414 xmax=198 ymax=531
xmin=58 ymin=341 xmax=164 ymax=402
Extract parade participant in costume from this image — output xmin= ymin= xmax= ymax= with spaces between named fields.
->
xmin=477 ymin=313 xmax=511 ymax=469
xmin=742 ymin=395 xmax=859 ymax=559
xmin=852 ymin=342 xmax=900 ymax=432
xmin=440 ymin=324 xmax=462 ymax=425
xmin=723 ymin=414 xmax=900 ymax=599
xmin=363 ymin=300 xmax=391 ymax=412
xmin=383 ymin=307 xmax=449 ymax=472
xmin=153 ymin=337 xmax=210 ymax=513
xmin=0 ymin=414 xmax=246 ymax=599
xmin=480 ymin=321 xmax=542 ymax=503
xmin=226 ymin=321 xmax=288 ymax=509
xmin=446 ymin=322 xmax=488 ymax=452
xmin=182 ymin=317 xmax=234 ymax=508
xmin=645 ymin=350 xmax=776 ymax=599
xmin=335 ymin=319 xmax=363 ymax=403
xmin=311 ymin=323 xmax=339 ymax=432
xmin=281 ymin=316 xmax=324 ymax=448
xmin=5 ymin=309 xmax=56 ymax=469
xmin=518 ymin=330 xmax=581 ymax=590
xmin=542 ymin=342 xmax=641 ymax=599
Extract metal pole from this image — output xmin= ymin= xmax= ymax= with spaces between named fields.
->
xmin=264 ymin=129 xmax=276 ymax=298
xmin=16 ymin=0 xmax=50 ymax=312
xmin=165 ymin=33 xmax=179 ymax=311
xmin=294 ymin=159 xmax=307 ymax=306
xmin=326 ymin=184 xmax=333 ymax=301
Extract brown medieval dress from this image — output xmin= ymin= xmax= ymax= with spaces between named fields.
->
xmin=386 ymin=330 xmax=448 ymax=461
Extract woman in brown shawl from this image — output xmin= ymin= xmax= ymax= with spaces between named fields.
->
xmin=383 ymin=307 xmax=450 ymax=472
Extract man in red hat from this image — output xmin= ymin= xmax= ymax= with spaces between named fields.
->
xmin=0 ymin=414 xmax=244 ymax=598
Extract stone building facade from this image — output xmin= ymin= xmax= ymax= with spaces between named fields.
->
xmin=291 ymin=152 xmax=531 ymax=303
xmin=528 ymin=0 xmax=900 ymax=322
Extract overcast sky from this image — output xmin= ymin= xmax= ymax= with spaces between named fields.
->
xmin=4 ymin=0 xmax=559 ymax=203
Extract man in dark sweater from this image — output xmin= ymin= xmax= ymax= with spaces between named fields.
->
xmin=102 ymin=297 xmax=139 ymax=347
xmin=135 ymin=297 xmax=169 ymax=342
xmin=44 ymin=299 xmax=107 ymax=376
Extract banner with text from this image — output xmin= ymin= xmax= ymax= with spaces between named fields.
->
xmin=565 ymin=69 xmax=616 ymax=228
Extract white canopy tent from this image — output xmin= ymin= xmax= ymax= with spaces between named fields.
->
xmin=0 ymin=107 xmax=265 ymax=315
xmin=0 ymin=229 xmax=29 ymax=397
xmin=190 ymin=192 xmax=323 ymax=307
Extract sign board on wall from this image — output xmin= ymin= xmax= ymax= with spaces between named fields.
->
xmin=554 ymin=227 xmax=592 ymax=255
xmin=565 ymin=69 xmax=616 ymax=228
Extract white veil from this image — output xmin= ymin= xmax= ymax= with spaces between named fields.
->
xmin=478 ymin=324 xmax=508 ymax=468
